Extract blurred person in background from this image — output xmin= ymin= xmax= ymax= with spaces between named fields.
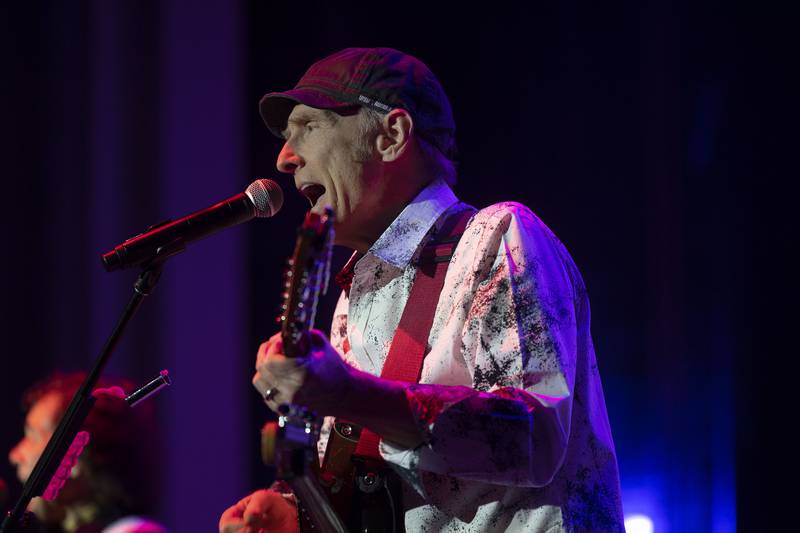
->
xmin=8 ymin=372 xmax=167 ymax=533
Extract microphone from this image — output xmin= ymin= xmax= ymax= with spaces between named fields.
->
xmin=101 ymin=179 xmax=283 ymax=272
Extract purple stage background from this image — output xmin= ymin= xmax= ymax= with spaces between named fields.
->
xmin=0 ymin=1 xmax=791 ymax=531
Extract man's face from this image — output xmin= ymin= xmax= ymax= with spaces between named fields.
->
xmin=277 ymin=104 xmax=382 ymax=247
xmin=8 ymin=392 xmax=61 ymax=483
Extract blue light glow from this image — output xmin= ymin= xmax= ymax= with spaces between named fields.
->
xmin=625 ymin=514 xmax=654 ymax=533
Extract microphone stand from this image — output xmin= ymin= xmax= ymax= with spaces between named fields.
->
xmin=1 ymin=240 xmax=183 ymax=532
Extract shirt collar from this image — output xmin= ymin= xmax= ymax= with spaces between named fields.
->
xmin=365 ymin=178 xmax=459 ymax=270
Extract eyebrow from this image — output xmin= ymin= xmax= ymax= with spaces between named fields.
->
xmin=282 ymin=109 xmax=338 ymax=139
xmin=287 ymin=109 xmax=338 ymax=126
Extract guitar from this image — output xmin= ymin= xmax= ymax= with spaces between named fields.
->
xmin=260 ymin=208 xmax=347 ymax=533
xmin=260 ymin=209 xmax=402 ymax=532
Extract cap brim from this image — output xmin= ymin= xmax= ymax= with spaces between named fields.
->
xmin=259 ymin=88 xmax=357 ymax=139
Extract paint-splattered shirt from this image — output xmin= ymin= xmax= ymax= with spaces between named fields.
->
xmin=323 ymin=179 xmax=624 ymax=532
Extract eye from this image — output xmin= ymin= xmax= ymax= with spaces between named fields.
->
xmin=305 ymin=121 xmax=317 ymax=132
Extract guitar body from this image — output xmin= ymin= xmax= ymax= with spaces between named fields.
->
xmin=261 ymin=408 xmax=403 ymax=531
xmin=317 ymin=420 xmax=360 ymax=518
xmin=320 ymin=421 xmax=404 ymax=532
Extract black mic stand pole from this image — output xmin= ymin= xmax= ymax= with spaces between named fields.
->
xmin=1 ymin=241 xmax=184 ymax=533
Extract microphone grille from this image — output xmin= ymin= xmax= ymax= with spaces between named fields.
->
xmin=246 ymin=179 xmax=283 ymax=218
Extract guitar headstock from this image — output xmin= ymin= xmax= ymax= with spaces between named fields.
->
xmin=279 ymin=208 xmax=334 ymax=358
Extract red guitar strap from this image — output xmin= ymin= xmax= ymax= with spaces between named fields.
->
xmin=352 ymin=206 xmax=476 ymax=462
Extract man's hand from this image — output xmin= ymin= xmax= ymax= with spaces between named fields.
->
xmin=253 ymin=329 xmax=424 ymax=448
xmin=253 ymin=330 xmax=354 ymax=415
xmin=218 ymin=489 xmax=299 ymax=533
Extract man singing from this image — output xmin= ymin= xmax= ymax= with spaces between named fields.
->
xmin=220 ymin=47 xmax=623 ymax=532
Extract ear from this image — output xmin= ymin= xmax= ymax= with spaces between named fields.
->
xmin=376 ymin=109 xmax=413 ymax=162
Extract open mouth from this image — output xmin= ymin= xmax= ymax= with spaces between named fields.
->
xmin=299 ymin=183 xmax=326 ymax=207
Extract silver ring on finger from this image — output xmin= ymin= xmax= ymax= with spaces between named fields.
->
xmin=263 ymin=387 xmax=279 ymax=403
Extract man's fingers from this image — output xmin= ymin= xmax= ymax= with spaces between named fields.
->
xmin=253 ymin=331 xmax=308 ymax=411
xmin=240 ymin=489 xmax=288 ymax=528
xmin=265 ymin=334 xmax=284 ymax=357
xmin=243 ymin=490 xmax=299 ymax=532
xmin=219 ymin=494 xmax=251 ymax=532
xmin=255 ymin=340 xmax=273 ymax=369
xmin=220 ymin=489 xmax=283 ymax=532
xmin=253 ymin=372 xmax=281 ymax=413
xmin=219 ymin=521 xmax=245 ymax=533
xmin=255 ymin=333 xmax=284 ymax=369
xmin=251 ymin=372 xmax=263 ymax=393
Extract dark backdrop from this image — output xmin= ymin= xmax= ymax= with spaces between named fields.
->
xmin=1 ymin=1 xmax=791 ymax=531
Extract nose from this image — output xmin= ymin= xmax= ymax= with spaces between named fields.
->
xmin=276 ymin=142 xmax=304 ymax=174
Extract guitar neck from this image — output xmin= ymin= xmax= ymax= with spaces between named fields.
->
xmin=280 ymin=209 xmax=333 ymax=359
xmin=267 ymin=208 xmax=343 ymax=531
xmin=288 ymin=475 xmax=348 ymax=533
